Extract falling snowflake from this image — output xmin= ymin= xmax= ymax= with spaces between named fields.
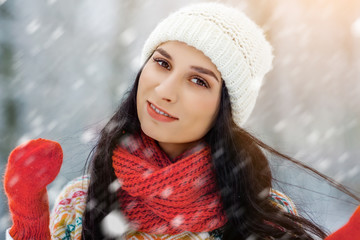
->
xmin=160 ymin=186 xmax=173 ymax=199
xmin=273 ymin=120 xmax=287 ymax=132
xmin=170 ymin=215 xmax=184 ymax=228
xmin=101 ymin=210 xmax=129 ymax=238
xmin=118 ymin=28 xmax=136 ymax=46
xmin=71 ymin=78 xmax=84 ymax=90
xmin=351 ymin=18 xmax=360 ymax=38
xmin=51 ymin=26 xmax=64 ymax=40
xmin=143 ymin=147 xmax=154 ymax=159
xmin=26 ymin=19 xmax=41 ymax=34
xmin=80 ymin=129 xmax=97 ymax=143
xmin=47 ymin=0 xmax=57 ymax=5
xmin=108 ymin=179 xmax=122 ymax=193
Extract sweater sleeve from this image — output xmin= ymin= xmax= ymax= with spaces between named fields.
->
xmin=49 ymin=175 xmax=89 ymax=240
xmin=269 ymin=189 xmax=298 ymax=216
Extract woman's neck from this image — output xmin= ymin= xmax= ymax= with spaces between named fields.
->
xmin=157 ymin=140 xmax=201 ymax=160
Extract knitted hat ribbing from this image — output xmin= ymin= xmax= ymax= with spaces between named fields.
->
xmin=141 ymin=2 xmax=273 ymax=127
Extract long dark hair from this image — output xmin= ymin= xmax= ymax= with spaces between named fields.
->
xmin=82 ymin=69 xmax=359 ymax=239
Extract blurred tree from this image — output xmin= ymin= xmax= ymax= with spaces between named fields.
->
xmin=0 ymin=1 xmax=20 ymax=237
xmin=0 ymin=2 xmax=18 ymax=165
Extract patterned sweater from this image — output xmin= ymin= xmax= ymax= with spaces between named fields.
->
xmin=47 ymin=175 xmax=297 ymax=240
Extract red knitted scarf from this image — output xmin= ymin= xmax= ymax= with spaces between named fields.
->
xmin=112 ymin=132 xmax=227 ymax=234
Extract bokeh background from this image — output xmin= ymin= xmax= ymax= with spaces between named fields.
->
xmin=1 ymin=0 xmax=360 ymax=238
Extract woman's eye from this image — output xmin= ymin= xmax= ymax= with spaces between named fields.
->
xmin=190 ymin=77 xmax=209 ymax=88
xmin=153 ymin=58 xmax=170 ymax=70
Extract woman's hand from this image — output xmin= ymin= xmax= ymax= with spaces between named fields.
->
xmin=4 ymin=139 xmax=63 ymax=240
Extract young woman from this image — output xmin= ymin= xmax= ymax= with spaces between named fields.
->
xmin=4 ymin=2 xmax=360 ymax=240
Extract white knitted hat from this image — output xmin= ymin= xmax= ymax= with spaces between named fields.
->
xmin=141 ymin=2 xmax=273 ymax=127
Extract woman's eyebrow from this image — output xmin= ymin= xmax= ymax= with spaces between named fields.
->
xmin=191 ymin=66 xmax=219 ymax=83
xmin=155 ymin=48 xmax=219 ymax=83
xmin=155 ymin=48 xmax=172 ymax=60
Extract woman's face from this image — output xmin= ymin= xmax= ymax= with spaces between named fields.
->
xmin=137 ymin=41 xmax=222 ymax=158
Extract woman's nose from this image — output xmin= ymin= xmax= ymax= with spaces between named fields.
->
xmin=155 ymin=74 xmax=179 ymax=103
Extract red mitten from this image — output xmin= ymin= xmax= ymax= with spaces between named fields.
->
xmin=325 ymin=206 xmax=360 ymax=240
xmin=3 ymin=138 xmax=63 ymax=240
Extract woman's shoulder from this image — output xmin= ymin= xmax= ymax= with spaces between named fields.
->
xmin=50 ymin=175 xmax=89 ymax=240
xmin=269 ymin=189 xmax=298 ymax=215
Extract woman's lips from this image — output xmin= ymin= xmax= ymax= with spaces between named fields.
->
xmin=146 ymin=101 xmax=178 ymax=122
